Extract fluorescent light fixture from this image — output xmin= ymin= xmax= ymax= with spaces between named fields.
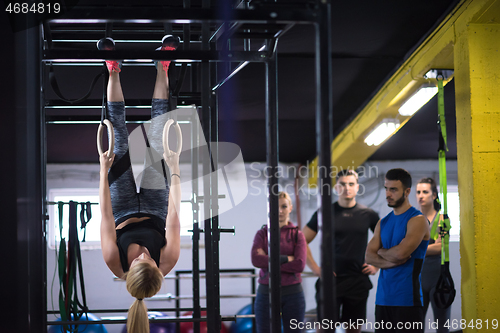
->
xmin=364 ymin=119 xmax=400 ymax=146
xmin=398 ymin=86 xmax=438 ymax=116
xmin=51 ymin=19 xmax=106 ymax=24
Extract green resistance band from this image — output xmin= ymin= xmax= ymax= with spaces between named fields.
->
xmin=437 ymin=76 xmax=451 ymax=264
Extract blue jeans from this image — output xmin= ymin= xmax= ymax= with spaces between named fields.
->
xmin=107 ymin=99 xmax=171 ymax=225
xmin=254 ymin=289 xmax=305 ymax=333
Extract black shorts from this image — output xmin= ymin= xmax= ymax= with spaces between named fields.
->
xmin=374 ymin=305 xmax=424 ymax=333
xmin=315 ymin=278 xmax=369 ymax=323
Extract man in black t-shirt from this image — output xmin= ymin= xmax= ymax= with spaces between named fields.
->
xmin=303 ymin=169 xmax=379 ymax=333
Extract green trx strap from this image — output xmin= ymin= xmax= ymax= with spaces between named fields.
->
xmin=437 ymin=77 xmax=450 ymax=264
xmin=434 ymin=75 xmax=456 ymax=309
xmin=57 ymin=201 xmax=89 ymax=332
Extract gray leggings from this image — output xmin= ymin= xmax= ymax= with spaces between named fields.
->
xmin=107 ymin=99 xmax=170 ymax=226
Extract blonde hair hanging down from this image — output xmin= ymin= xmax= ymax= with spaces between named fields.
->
xmin=124 ymin=261 xmax=164 ymax=333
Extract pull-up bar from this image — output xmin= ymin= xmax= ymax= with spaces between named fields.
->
xmin=43 ymin=50 xmax=270 ymax=62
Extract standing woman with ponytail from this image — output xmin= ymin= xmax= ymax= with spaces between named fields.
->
xmin=98 ymin=36 xmax=181 ymax=333
xmin=251 ymin=191 xmax=307 ymax=333
xmin=416 ymin=178 xmax=451 ymax=333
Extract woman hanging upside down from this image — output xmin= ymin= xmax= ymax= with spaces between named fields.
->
xmin=98 ymin=35 xmax=181 ymax=333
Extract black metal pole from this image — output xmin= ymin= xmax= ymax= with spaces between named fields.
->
xmin=210 ymin=57 xmax=221 ymax=333
xmin=192 ymin=112 xmax=201 ymax=333
xmin=315 ymin=0 xmax=336 ymax=326
xmin=251 ymin=268 xmax=257 ymax=333
xmin=266 ymin=50 xmax=281 ymax=333
xmin=200 ymin=0 xmax=220 ymax=331
xmin=3 ymin=22 xmax=45 ymax=332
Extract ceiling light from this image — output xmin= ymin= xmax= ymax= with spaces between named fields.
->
xmin=398 ymin=86 xmax=438 ymax=116
xmin=364 ymin=119 xmax=400 ymax=146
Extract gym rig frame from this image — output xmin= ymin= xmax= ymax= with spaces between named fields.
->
xmin=5 ymin=0 xmax=336 ymax=332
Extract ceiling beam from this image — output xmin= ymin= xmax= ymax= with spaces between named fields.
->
xmin=308 ymin=0 xmax=499 ymax=186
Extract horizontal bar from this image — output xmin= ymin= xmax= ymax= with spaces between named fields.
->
xmin=176 ymin=268 xmax=255 ymax=274
xmin=197 ymin=194 xmax=226 ymax=202
xmin=47 ymin=315 xmax=237 ymax=326
xmin=45 ymin=115 xmax=193 ymax=124
xmin=46 ymin=120 xmax=190 ymax=125
xmin=45 ymin=98 xmax=201 ymax=108
xmin=149 ymin=294 xmax=257 ymax=300
xmin=43 ymin=50 xmax=269 ymax=62
xmin=46 ymin=61 xmax=190 ymax=67
xmin=191 ymin=228 xmax=235 ymax=234
xmin=46 ymin=201 xmax=98 ymax=205
xmin=47 ymin=307 xmax=206 ymax=314
xmin=114 ymin=271 xmax=260 ymax=281
xmin=213 ymin=44 xmax=267 ymax=90
xmin=50 ymin=39 xmax=202 ymax=44
xmin=48 ymin=7 xmax=317 ymax=24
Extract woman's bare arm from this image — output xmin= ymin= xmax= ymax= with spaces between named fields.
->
xmin=99 ymin=151 xmax=124 ymax=278
xmin=159 ymin=151 xmax=181 ymax=276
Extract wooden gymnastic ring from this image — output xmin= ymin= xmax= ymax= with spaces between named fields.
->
xmin=163 ymin=119 xmax=182 ymax=156
xmin=97 ymin=119 xmax=115 ymax=158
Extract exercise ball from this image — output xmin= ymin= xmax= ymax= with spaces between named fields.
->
xmin=230 ymin=304 xmax=284 ymax=333
xmin=48 ymin=313 xmax=108 ymax=333
xmin=180 ymin=311 xmax=228 ymax=333
xmin=230 ymin=304 xmax=252 ymax=333
xmin=120 ymin=312 xmax=175 ymax=333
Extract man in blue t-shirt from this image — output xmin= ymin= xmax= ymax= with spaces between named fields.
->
xmin=366 ymin=168 xmax=430 ymax=333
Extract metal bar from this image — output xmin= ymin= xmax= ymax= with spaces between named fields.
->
xmin=45 ymin=116 xmax=192 ymax=123
xmin=43 ymin=50 xmax=269 ymax=62
xmin=211 ymin=23 xmax=293 ymax=90
xmin=47 ymin=39 xmax=201 ymax=44
xmin=47 ymin=307 xmax=206 ymax=314
xmin=201 ymin=1 xmax=218 ymax=328
xmin=251 ymin=267 xmax=257 ymax=333
xmin=315 ymin=0 xmax=336 ymax=323
xmin=47 ymin=201 xmax=98 ymax=205
xmin=176 ymin=269 xmax=256 ymax=274
xmin=213 ymin=21 xmax=244 ymax=44
xmin=189 ymin=228 xmax=234 ymax=234
xmin=175 ymin=270 xmax=181 ymax=333
xmin=45 ymin=97 xmax=201 ymax=107
xmin=41 ymin=25 xmax=49 ymax=333
xmin=210 ymin=51 xmax=221 ymax=333
xmin=266 ymin=49 xmax=281 ymax=333
xmin=191 ymin=90 xmax=202 ymax=333
xmin=212 ymin=44 xmax=267 ymax=91
xmin=47 ymin=316 xmax=238 ymax=326
xmin=48 ymin=7 xmax=317 ymax=23
xmin=151 ymin=294 xmax=257 ymax=300
xmin=243 ymin=0 xmax=251 ymax=51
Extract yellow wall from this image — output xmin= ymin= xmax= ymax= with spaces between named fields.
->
xmin=455 ymin=19 xmax=500 ymax=331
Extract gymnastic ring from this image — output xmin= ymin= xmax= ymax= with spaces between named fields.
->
xmin=97 ymin=119 xmax=115 ymax=158
xmin=163 ymin=119 xmax=183 ymax=156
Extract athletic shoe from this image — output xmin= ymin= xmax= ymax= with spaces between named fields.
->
xmin=155 ymin=35 xmax=180 ymax=74
xmin=96 ymin=37 xmax=121 ymax=73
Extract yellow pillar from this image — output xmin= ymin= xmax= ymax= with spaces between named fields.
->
xmin=455 ymin=20 xmax=500 ymax=331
